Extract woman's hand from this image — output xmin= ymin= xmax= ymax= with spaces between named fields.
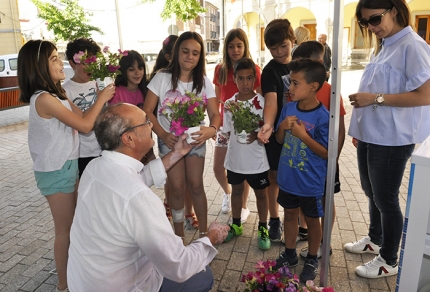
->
xmin=189 ymin=126 xmax=216 ymax=147
xmin=161 ymin=131 xmax=179 ymax=149
xmin=97 ymin=83 xmax=116 ymax=103
xmin=349 ymin=92 xmax=376 ymax=108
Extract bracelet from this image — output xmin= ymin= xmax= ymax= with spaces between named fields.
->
xmin=199 ymin=231 xmax=208 ymax=235
xmin=209 ymin=125 xmax=217 ymax=138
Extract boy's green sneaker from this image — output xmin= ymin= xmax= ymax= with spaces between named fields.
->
xmin=224 ymin=223 xmax=243 ymax=242
xmin=258 ymin=226 xmax=271 ymax=250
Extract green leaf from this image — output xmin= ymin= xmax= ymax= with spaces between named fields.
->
xmin=139 ymin=0 xmax=206 ymax=21
xmin=31 ymin=0 xmax=103 ymax=42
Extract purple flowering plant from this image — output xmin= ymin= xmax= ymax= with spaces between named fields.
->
xmin=240 ymin=260 xmax=334 ymax=292
xmin=73 ymin=46 xmax=128 ymax=81
xmin=159 ymin=90 xmax=208 ymax=136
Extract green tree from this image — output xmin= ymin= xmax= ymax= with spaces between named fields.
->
xmin=140 ymin=0 xmax=205 ymax=21
xmin=31 ymin=0 xmax=103 ymax=42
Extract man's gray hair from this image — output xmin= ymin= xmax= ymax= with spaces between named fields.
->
xmin=94 ymin=104 xmax=133 ymax=151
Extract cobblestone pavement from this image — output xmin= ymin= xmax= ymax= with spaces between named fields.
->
xmin=0 ymin=70 xmax=410 ymax=291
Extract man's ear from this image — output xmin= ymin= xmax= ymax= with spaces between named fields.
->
xmin=120 ymin=132 xmax=135 ymax=149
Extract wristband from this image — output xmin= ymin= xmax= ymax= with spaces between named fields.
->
xmin=209 ymin=125 xmax=217 ymax=137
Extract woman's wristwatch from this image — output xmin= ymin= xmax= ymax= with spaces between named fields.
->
xmin=373 ymin=93 xmax=385 ymax=110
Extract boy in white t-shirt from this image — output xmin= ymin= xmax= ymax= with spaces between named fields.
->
xmin=223 ymin=58 xmax=270 ymax=250
xmin=63 ymin=38 xmax=112 ymax=176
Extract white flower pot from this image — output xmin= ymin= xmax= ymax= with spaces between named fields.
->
xmin=237 ymin=130 xmax=250 ymax=144
xmin=184 ymin=126 xmax=200 ymax=144
xmin=96 ymin=77 xmax=113 ymax=90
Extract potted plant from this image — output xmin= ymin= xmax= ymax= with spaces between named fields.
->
xmin=223 ymin=96 xmax=263 ymax=144
xmin=158 ymin=89 xmax=208 ymax=143
xmin=240 ymin=260 xmax=334 ymax=292
xmin=73 ymin=46 xmax=128 ymax=90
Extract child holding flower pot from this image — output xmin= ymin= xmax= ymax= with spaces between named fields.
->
xmin=143 ymin=32 xmax=221 ymax=239
xmin=213 ymin=28 xmax=262 ymax=221
xmin=222 ymin=58 xmax=270 ymax=250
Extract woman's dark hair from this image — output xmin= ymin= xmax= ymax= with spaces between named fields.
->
xmin=218 ymin=28 xmax=251 ymax=86
xmin=150 ymin=35 xmax=179 ymax=80
xmin=18 ymin=40 xmax=67 ymax=103
xmin=114 ymin=50 xmax=148 ymax=97
xmin=166 ymin=31 xmax=206 ymax=94
xmin=65 ymin=38 xmax=101 ymax=63
xmin=355 ymin=0 xmax=410 ymax=55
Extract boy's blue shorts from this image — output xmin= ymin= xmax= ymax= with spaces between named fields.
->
xmin=34 ymin=159 xmax=78 ymax=196
xmin=277 ymin=189 xmax=324 ymax=218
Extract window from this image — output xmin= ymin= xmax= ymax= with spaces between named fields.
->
xmin=0 ymin=60 xmax=4 ymax=72
xmin=354 ymin=24 xmax=364 ymax=49
xmin=416 ymin=15 xmax=430 ymax=44
xmin=9 ymin=58 xmax=18 ymax=71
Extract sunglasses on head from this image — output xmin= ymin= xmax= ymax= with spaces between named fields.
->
xmin=358 ymin=8 xmax=391 ymax=28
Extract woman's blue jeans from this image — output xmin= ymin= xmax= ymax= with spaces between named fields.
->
xmin=357 ymin=141 xmax=414 ymax=265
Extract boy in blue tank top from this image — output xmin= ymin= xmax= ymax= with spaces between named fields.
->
xmin=273 ymin=58 xmax=329 ymax=284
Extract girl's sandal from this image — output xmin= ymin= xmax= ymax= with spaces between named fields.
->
xmin=163 ymin=201 xmax=172 ymax=220
xmin=185 ymin=213 xmax=199 ymax=229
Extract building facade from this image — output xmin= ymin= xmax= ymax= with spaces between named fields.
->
xmin=223 ymin=0 xmax=430 ymax=67
xmin=0 ymin=0 xmax=22 ymax=55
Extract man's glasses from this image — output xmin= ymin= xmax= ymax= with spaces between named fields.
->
xmin=119 ymin=118 xmax=151 ymax=136
xmin=358 ymin=8 xmax=391 ymax=28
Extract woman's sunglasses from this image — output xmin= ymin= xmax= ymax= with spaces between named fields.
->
xmin=358 ymin=8 xmax=391 ymax=28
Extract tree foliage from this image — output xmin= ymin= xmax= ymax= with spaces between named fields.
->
xmin=140 ymin=0 xmax=206 ymax=21
xmin=31 ymin=0 xmax=103 ymax=42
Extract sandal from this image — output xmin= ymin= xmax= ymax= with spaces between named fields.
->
xmin=185 ymin=213 xmax=199 ymax=229
xmin=163 ymin=201 xmax=172 ymax=220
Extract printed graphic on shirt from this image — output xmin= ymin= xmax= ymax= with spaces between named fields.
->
xmin=72 ymin=88 xmax=97 ymax=111
xmin=280 ymin=119 xmax=316 ymax=172
xmin=281 ymin=74 xmax=291 ymax=106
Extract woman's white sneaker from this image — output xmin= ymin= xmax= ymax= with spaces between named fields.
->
xmin=355 ymin=255 xmax=398 ymax=278
xmin=344 ymin=236 xmax=380 ymax=254
xmin=241 ymin=208 xmax=250 ymax=223
xmin=221 ymin=193 xmax=231 ymax=213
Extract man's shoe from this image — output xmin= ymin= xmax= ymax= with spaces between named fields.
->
xmin=221 ymin=193 xmax=231 ymax=213
xmin=299 ymin=258 xmax=318 ymax=284
xmin=257 ymin=226 xmax=271 ymax=250
xmin=224 ymin=223 xmax=243 ymax=242
xmin=355 ymin=255 xmax=398 ymax=279
xmin=300 ymin=244 xmax=332 ymax=259
xmin=268 ymin=219 xmax=282 ymax=242
xmin=274 ymin=251 xmax=298 ymax=269
xmin=241 ymin=208 xmax=250 ymax=223
xmin=344 ymin=236 xmax=380 ymax=254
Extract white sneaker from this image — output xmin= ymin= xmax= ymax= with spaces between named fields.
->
xmin=221 ymin=193 xmax=231 ymax=213
xmin=355 ymin=255 xmax=398 ymax=278
xmin=344 ymin=236 xmax=380 ymax=254
xmin=241 ymin=208 xmax=250 ymax=223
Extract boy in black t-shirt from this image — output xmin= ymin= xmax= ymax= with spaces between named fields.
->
xmin=257 ymin=19 xmax=296 ymax=242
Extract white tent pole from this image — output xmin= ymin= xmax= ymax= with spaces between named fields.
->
xmin=320 ymin=0 xmax=344 ymax=287
xmin=114 ymin=0 xmax=123 ymax=50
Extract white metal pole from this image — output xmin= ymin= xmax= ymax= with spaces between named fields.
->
xmin=114 ymin=0 xmax=123 ymax=50
xmin=319 ymin=0 xmax=343 ymax=287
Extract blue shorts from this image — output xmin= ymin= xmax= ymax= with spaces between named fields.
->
xmin=34 ymin=159 xmax=79 ymax=196
xmin=277 ymin=189 xmax=324 ymax=218
xmin=158 ymin=137 xmax=206 ymax=158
